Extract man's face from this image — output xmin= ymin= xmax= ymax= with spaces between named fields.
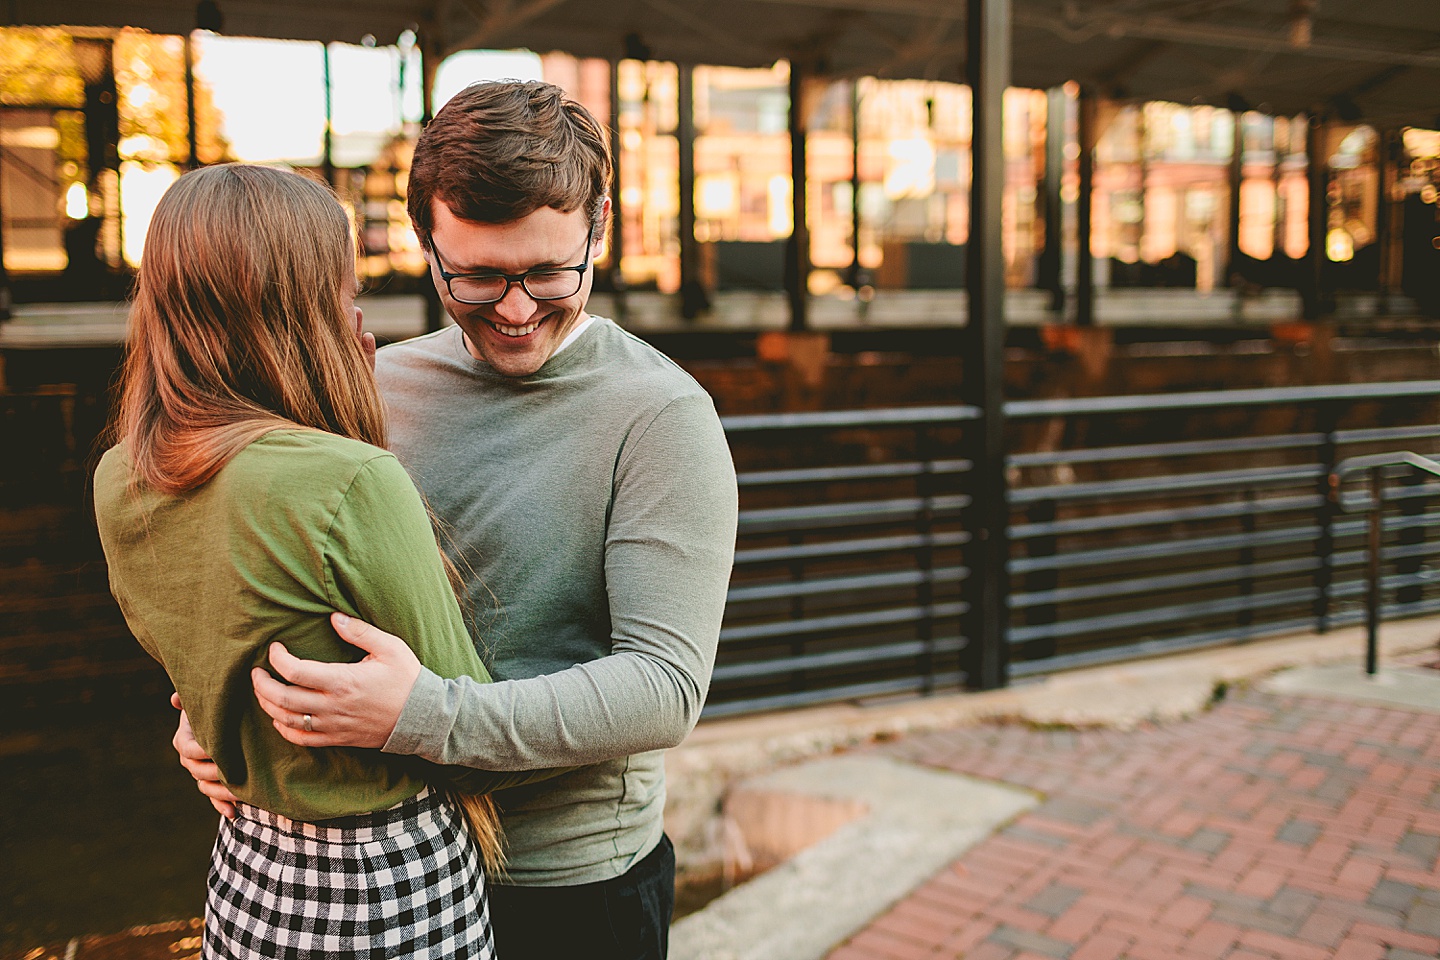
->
xmin=427 ymin=201 xmax=606 ymax=378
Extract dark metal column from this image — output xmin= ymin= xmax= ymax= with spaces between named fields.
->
xmin=1227 ymin=108 xmax=1244 ymax=286
xmin=419 ymin=32 xmax=439 ymax=126
xmin=1272 ymin=116 xmax=1287 ymax=261
xmin=184 ymin=33 xmax=199 ymax=168
xmin=0 ymin=146 xmax=10 ymax=321
xmin=1304 ymin=113 xmax=1328 ymax=320
xmin=418 ymin=31 xmax=444 ymax=333
xmin=962 ymin=0 xmax=1012 ymax=691
xmin=677 ymin=64 xmax=707 ymax=319
xmin=1375 ymin=128 xmax=1394 ymax=315
xmin=847 ymin=79 xmax=864 ymax=289
xmin=786 ymin=62 xmax=810 ymax=331
xmin=1039 ymin=86 xmax=1066 ymax=314
xmin=76 ymin=36 xmax=121 ymax=270
xmin=607 ymin=59 xmax=628 ymax=320
xmin=1075 ymin=86 xmax=1096 ymax=327
xmin=322 ymin=43 xmax=336 ymax=186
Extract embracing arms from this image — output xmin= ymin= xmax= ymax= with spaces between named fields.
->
xmin=252 ymin=391 xmax=739 ymax=772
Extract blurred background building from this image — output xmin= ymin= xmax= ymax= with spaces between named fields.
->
xmin=3 ymin=25 xmax=1437 ymax=318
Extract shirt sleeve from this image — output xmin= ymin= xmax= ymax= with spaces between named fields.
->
xmin=327 ymin=453 xmax=574 ymax=791
xmin=382 ymin=391 xmax=739 ymax=770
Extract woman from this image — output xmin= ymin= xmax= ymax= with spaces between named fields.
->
xmin=94 ymin=163 xmax=522 ymax=959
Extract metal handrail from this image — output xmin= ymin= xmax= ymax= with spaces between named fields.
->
xmin=1328 ymin=451 xmax=1440 ymax=675
xmin=1007 ymin=380 xmax=1440 ymax=419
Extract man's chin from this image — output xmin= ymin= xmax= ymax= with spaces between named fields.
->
xmin=462 ymin=330 xmax=554 ymax=376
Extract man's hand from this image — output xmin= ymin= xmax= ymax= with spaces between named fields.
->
xmin=252 ymin=612 xmax=422 ymax=749
xmin=170 ymin=692 xmax=237 ymax=819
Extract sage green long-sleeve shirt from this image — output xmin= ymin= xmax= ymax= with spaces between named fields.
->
xmin=376 ymin=318 xmax=738 ymax=886
xmin=95 ymin=430 xmax=538 ymax=822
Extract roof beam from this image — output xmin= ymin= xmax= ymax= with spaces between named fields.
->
xmin=1016 ymin=9 xmax=1440 ymax=70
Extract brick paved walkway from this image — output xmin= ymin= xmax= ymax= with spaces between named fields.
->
xmin=827 ymin=686 xmax=1440 ymax=960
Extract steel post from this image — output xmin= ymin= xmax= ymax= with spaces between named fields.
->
xmin=786 ymin=63 xmax=810 ymax=331
xmin=1367 ymin=467 xmax=1382 ymax=675
xmin=677 ymin=65 xmax=707 ymax=319
xmin=322 ymin=43 xmax=335 ymax=187
xmin=184 ymin=33 xmax=199 ymax=169
xmin=962 ymin=0 xmax=1012 ymax=690
xmin=1075 ymin=87 xmax=1096 ymax=327
xmin=417 ymin=31 xmax=443 ymax=333
xmin=1227 ymin=108 xmax=1244 ymax=288
xmin=607 ymin=59 xmax=628 ymax=320
xmin=1375 ymin=128 xmax=1394 ymax=314
xmin=848 ymin=79 xmax=864 ymax=289
xmin=0 ymin=139 xmax=10 ymax=322
xmin=1040 ymin=86 xmax=1066 ymax=315
xmin=1304 ymin=114 xmax=1328 ymax=320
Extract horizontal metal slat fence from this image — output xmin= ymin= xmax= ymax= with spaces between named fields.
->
xmin=1004 ymin=380 xmax=1440 ymax=677
xmin=705 ymin=406 xmax=978 ymax=717
xmin=704 ymin=381 xmax=1440 ymax=719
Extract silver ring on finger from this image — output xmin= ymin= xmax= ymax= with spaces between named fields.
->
xmin=303 ymin=713 xmax=313 ymax=733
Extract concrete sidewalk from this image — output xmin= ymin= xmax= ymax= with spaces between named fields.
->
xmin=670 ymin=620 xmax=1440 ymax=960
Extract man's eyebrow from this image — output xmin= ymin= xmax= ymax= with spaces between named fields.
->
xmin=450 ymin=253 xmax=574 ymax=274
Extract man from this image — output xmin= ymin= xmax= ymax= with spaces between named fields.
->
xmin=175 ymin=80 xmax=738 ymax=960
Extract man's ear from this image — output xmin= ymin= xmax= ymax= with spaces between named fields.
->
xmin=594 ymin=196 xmax=614 ymax=250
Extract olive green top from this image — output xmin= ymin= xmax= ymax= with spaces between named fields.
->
xmin=94 ymin=429 xmax=527 ymax=822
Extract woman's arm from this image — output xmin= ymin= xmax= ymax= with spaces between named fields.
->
xmin=255 ymin=393 xmax=738 ymax=771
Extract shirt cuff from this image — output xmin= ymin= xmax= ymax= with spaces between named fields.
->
xmin=381 ymin=666 xmax=446 ymax=756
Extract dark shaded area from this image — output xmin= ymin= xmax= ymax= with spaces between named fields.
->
xmin=0 ymin=699 xmax=218 ymax=955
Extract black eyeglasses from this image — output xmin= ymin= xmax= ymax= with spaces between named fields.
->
xmin=428 ymin=227 xmax=595 ymax=305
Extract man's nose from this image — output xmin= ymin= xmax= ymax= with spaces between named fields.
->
xmin=492 ymin=281 xmax=539 ymax=323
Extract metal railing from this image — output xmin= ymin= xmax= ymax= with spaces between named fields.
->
xmin=706 ymin=405 xmax=977 ymax=717
xmin=1329 ymin=451 xmax=1440 ymax=674
xmin=703 ymin=380 xmax=1440 ymax=718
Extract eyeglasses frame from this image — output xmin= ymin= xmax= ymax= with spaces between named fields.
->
xmin=427 ymin=224 xmax=597 ymax=305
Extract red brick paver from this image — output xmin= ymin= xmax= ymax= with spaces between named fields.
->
xmin=829 ymin=686 xmax=1440 ymax=960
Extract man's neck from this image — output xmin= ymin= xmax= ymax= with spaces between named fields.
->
xmin=552 ymin=314 xmax=597 ymax=356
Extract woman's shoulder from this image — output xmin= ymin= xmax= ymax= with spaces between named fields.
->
xmin=93 ymin=442 xmax=130 ymax=485
xmin=215 ymin=430 xmax=411 ymax=511
xmin=240 ymin=429 xmax=397 ymax=478
xmin=91 ymin=443 xmax=134 ymax=519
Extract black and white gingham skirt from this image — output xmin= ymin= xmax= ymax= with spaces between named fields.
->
xmin=205 ymin=787 xmax=495 ymax=959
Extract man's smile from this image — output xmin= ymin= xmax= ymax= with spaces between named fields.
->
xmin=485 ymin=317 xmax=543 ymax=338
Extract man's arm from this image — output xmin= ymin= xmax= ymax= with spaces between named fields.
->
xmin=257 ymin=392 xmax=738 ymax=769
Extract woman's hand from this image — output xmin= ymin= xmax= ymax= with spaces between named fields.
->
xmin=171 ymin=692 xmax=238 ymax=819
xmin=252 ymin=612 xmax=422 ymax=749
xmin=354 ymin=306 xmax=377 ymax=372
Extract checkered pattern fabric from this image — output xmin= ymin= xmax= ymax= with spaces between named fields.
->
xmin=204 ymin=788 xmax=495 ymax=959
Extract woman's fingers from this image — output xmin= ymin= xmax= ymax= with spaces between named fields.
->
xmin=170 ymin=694 xmax=238 ymax=819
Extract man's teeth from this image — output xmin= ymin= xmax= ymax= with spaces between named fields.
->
xmin=494 ymin=321 xmax=540 ymax=338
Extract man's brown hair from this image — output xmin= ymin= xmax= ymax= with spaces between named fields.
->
xmin=407 ymin=80 xmax=612 ymax=245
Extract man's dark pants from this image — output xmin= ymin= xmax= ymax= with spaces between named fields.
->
xmin=488 ymin=834 xmax=675 ymax=960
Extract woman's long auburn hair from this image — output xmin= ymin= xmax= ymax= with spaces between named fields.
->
xmin=117 ymin=162 xmax=384 ymax=493
xmin=115 ymin=163 xmax=506 ymax=874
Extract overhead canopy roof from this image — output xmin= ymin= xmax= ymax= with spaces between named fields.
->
xmin=9 ymin=0 xmax=1440 ymax=127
